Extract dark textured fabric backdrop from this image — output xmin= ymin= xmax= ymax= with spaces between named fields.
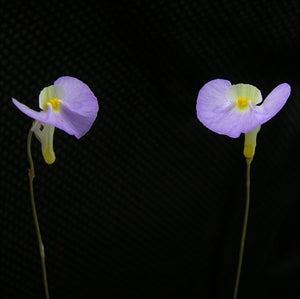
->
xmin=1 ymin=1 xmax=300 ymax=298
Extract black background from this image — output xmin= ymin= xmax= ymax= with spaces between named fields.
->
xmin=1 ymin=1 xmax=300 ymax=298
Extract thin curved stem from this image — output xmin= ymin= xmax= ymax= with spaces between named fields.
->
xmin=27 ymin=128 xmax=50 ymax=299
xmin=233 ymin=158 xmax=251 ymax=299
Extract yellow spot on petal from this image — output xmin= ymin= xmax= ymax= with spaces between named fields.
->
xmin=47 ymin=98 xmax=61 ymax=112
xmin=236 ymin=97 xmax=250 ymax=110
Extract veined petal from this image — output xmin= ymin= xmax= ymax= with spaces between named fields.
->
xmin=12 ymin=76 xmax=99 ymax=138
xmin=254 ymin=83 xmax=291 ymax=124
xmin=196 ymin=79 xmax=262 ymax=137
xmin=196 ymin=79 xmax=232 ymax=132
xmin=44 ymin=104 xmax=96 ymax=138
xmin=32 ymin=121 xmax=56 ymax=164
xmin=196 ymin=79 xmax=291 ymax=138
xmin=196 ymin=79 xmax=232 ymax=113
xmin=54 ymin=76 xmax=99 ymax=117
xmin=204 ymin=105 xmax=262 ymax=138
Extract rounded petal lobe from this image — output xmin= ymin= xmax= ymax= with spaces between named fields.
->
xmin=255 ymin=83 xmax=291 ymax=124
xmin=197 ymin=79 xmax=232 ymax=111
xmin=196 ymin=79 xmax=257 ymax=137
xmin=39 ymin=104 xmax=95 ymax=138
xmin=54 ymin=76 xmax=99 ymax=118
xmin=202 ymin=105 xmax=262 ymax=138
xmin=196 ymin=79 xmax=232 ymax=130
xmin=196 ymin=79 xmax=265 ymax=137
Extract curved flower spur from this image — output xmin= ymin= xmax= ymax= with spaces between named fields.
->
xmin=196 ymin=79 xmax=291 ymax=299
xmin=12 ymin=76 xmax=99 ymax=299
xmin=12 ymin=76 xmax=99 ymax=164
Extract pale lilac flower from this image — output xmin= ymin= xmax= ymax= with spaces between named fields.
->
xmin=12 ymin=76 xmax=99 ymax=164
xmin=196 ymin=79 xmax=291 ymax=138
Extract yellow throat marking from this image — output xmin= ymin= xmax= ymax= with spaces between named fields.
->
xmin=236 ymin=97 xmax=250 ymax=110
xmin=47 ymin=98 xmax=61 ymax=112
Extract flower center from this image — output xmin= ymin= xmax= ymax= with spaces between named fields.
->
xmin=236 ymin=97 xmax=250 ymax=110
xmin=39 ymin=84 xmax=64 ymax=112
xmin=226 ymin=83 xmax=262 ymax=114
xmin=47 ymin=98 xmax=61 ymax=112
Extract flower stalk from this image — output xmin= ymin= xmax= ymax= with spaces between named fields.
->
xmin=233 ymin=126 xmax=260 ymax=299
xmin=233 ymin=158 xmax=251 ymax=299
xmin=27 ymin=128 xmax=50 ymax=299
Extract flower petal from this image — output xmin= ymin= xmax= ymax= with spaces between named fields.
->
xmin=196 ymin=79 xmax=232 ymax=113
xmin=13 ymin=76 xmax=99 ymax=138
xmin=204 ymin=105 xmax=262 ymax=138
xmin=13 ymin=98 xmax=87 ymax=138
xmin=12 ymin=98 xmax=49 ymax=122
xmin=254 ymin=83 xmax=291 ymax=124
xmin=54 ymin=76 xmax=99 ymax=118
xmin=196 ymin=79 xmax=262 ymax=137
xmin=45 ymin=104 xmax=97 ymax=138
xmin=196 ymin=79 xmax=232 ymax=130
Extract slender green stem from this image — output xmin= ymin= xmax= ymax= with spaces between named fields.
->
xmin=233 ymin=158 xmax=251 ymax=299
xmin=27 ymin=129 xmax=50 ymax=299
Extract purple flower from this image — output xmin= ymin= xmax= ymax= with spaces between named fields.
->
xmin=196 ymin=79 xmax=291 ymax=138
xmin=12 ymin=76 xmax=99 ymax=164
